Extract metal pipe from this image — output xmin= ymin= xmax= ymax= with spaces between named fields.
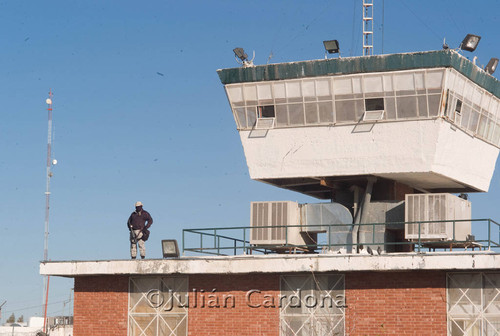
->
xmin=351 ymin=186 xmax=362 ymax=251
xmin=353 ymin=177 xmax=376 ymax=253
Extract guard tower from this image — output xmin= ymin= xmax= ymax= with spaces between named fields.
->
xmin=218 ymin=49 xmax=500 ymax=252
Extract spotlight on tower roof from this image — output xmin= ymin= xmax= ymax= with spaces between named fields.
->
xmin=442 ymin=38 xmax=449 ymax=50
xmin=485 ymin=58 xmax=499 ymax=75
xmin=460 ymin=34 xmax=481 ymax=52
xmin=323 ymin=40 xmax=340 ymax=54
xmin=233 ymin=48 xmax=248 ymax=62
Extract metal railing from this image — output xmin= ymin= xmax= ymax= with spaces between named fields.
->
xmin=182 ymin=219 xmax=500 ymax=256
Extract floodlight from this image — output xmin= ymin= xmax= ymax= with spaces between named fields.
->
xmin=233 ymin=48 xmax=248 ymax=62
xmin=46 ymin=98 xmax=52 ymax=105
xmin=161 ymin=239 xmax=180 ymax=258
xmin=460 ymin=34 xmax=481 ymax=52
xmin=485 ymin=58 xmax=499 ymax=75
xmin=442 ymin=38 xmax=449 ymax=50
xmin=323 ymin=40 xmax=340 ymax=54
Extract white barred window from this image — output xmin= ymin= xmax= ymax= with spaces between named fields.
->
xmin=447 ymin=272 xmax=500 ymax=335
xmin=280 ymin=274 xmax=345 ymax=336
xmin=129 ymin=277 xmax=188 ymax=336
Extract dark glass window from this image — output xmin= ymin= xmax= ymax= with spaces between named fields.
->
xmin=258 ymin=105 xmax=275 ymax=118
xmin=365 ymin=98 xmax=384 ymax=111
xmin=455 ymin=100 xmax=462 ymax=114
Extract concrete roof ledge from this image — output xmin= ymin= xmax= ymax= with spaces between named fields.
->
xmin=40 ymin=252 xmax=500 ymax=277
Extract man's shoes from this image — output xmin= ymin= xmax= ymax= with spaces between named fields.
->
xmin=131 ymin=256 xmax=136 ymax=260
xmin=141 ymin=256 xmax=145 ymax=259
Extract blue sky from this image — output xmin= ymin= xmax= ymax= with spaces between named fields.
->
xmin=1 ymin=0 xmax=499 ymax=321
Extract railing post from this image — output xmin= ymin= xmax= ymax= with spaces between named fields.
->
xmin=488 ymin=219 xmax=491 ymax=251
xmin=214 ymin=229 xmax=218 ymax=255
xmin=285 ymin=224 xmax=288 ymax=246
xmin=372 ymin=222 xmax=375 ymax=248
xmin=328 ymin=225 xmax=331 ymax=251
xmin=453 ymin=220 xmax=456 ymax=241
xmin=214 ymin=229 xmax=217 ymax=250
xmin=217 ymin=235 xmax=221 ymax=255
xmin=418 ymin=221 xmax=421 ymax=253
xmin=200 ymin=232 xmax=203 ymax=252
xmin=243 ymin=228 xmax=247 ymax=254
xmin=182 ymin=230 xmax=185 ymax=255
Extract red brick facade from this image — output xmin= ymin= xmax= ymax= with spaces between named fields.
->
xmin=72 ymin=271 xmax=447 ymax=335
xmin=345 ymin=271 xmax=447 ymax=335
xmin=188 ymin=274 xmax=280 ymax=336
xmin=74 ymin=275 xmax=128 ymax=336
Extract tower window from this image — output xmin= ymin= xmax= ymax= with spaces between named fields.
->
xmin=365 ymin=98 xmax=385 ymax=111
xmin=258 ymin=105 xmax=275 ymax=118
xmin=455 ymin=100 xmax=462 ymax=114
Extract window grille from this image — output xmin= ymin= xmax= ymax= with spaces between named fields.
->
xmin=129 ymin=277 xmax=188 ymax=336
xmin=447 ymin=272 xmax=500 ymax=335
xmin=280 ymin=274 xmax=345 ymax=336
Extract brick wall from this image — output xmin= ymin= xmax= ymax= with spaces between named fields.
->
xmin=188 ymin=274 xmax=280 ymax=336
xmin=73 ymin=275 xmax=128 ymax=336
xmin=71 ymin=271 xmax=448 ymax=336
xmin=345 ymin=271 xmax=447 ymax=335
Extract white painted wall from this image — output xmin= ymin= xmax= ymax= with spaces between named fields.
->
xmin=239 ymin=118 xmax=498 ymax=191
xmin=40 ymin=253 xmax=500 ymax=276
xmin=0 ymin=326 xmax=40 ymax=336
xmin=433 ymin=121 xmax=499 ymax=191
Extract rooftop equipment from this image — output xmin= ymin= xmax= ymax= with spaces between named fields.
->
xmin=323 ymin=40 xmax=340 ymax=58
xmin=301 ymin=202 xmax=353 ymax=253
xmin=485 ymin=57 xmax=499 ymax=75
xmin=233 ymin=47 xmax=254 ymax=67
xmin=233 ymin=48 xmax=248 ymax=62
xmin=405 ymin=193 xmax=471 ymax=241
xmin=459 ymin=34 xmax=481 ymax=52
xmin=250 ymin=201 xmax=351 ymax=251
xmin=250 ymin=201 xmax=308 ymax=248
xmin=161 ymin=240 xmax=180 ymax=258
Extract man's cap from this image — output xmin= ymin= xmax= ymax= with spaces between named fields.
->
xmin=135 ymin=201 xmax=143 ymax=207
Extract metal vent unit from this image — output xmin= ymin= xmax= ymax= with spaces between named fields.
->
xmin=405 ymin=193 xmax=471 ymax=241
xmin=301 ymin=202 xmax=353 ymax=253
xmin=250 ymin=201 xmax=309 ymax=247
xmin=301 ymin=202 xmax=353 ymax=233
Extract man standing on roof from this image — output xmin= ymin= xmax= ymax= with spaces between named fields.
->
xmin=127 ymin=201 xmax=153 ymax=259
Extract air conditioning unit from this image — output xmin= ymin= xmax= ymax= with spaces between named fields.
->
xmin=250 ymin=201 xmax=310 ymax=246
xmin=405 ymin=193 xmax=471 ymax=241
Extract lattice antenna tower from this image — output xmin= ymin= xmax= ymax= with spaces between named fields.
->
xmin=363 ymin=0 xmax=374 ymax=56
xmin=44 ymin=90 xmax=53 ymax=262
xmin=42 ymin=90 xmax=56 ymax=317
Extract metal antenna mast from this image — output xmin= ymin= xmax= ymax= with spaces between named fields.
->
xmin=42 ymin=90 xmax=55 ymax=322
xmin=44 ymin=90 xmax=53 ymax=262
xmin=363 ymin=0 xmax=374 ymax=56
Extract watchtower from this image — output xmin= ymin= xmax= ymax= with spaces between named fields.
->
xmin=218 ymin=49 xmax=500 ymax=252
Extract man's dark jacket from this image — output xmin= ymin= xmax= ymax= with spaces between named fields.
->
xmin=127 ymin=210 xmax=153 ymax=231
